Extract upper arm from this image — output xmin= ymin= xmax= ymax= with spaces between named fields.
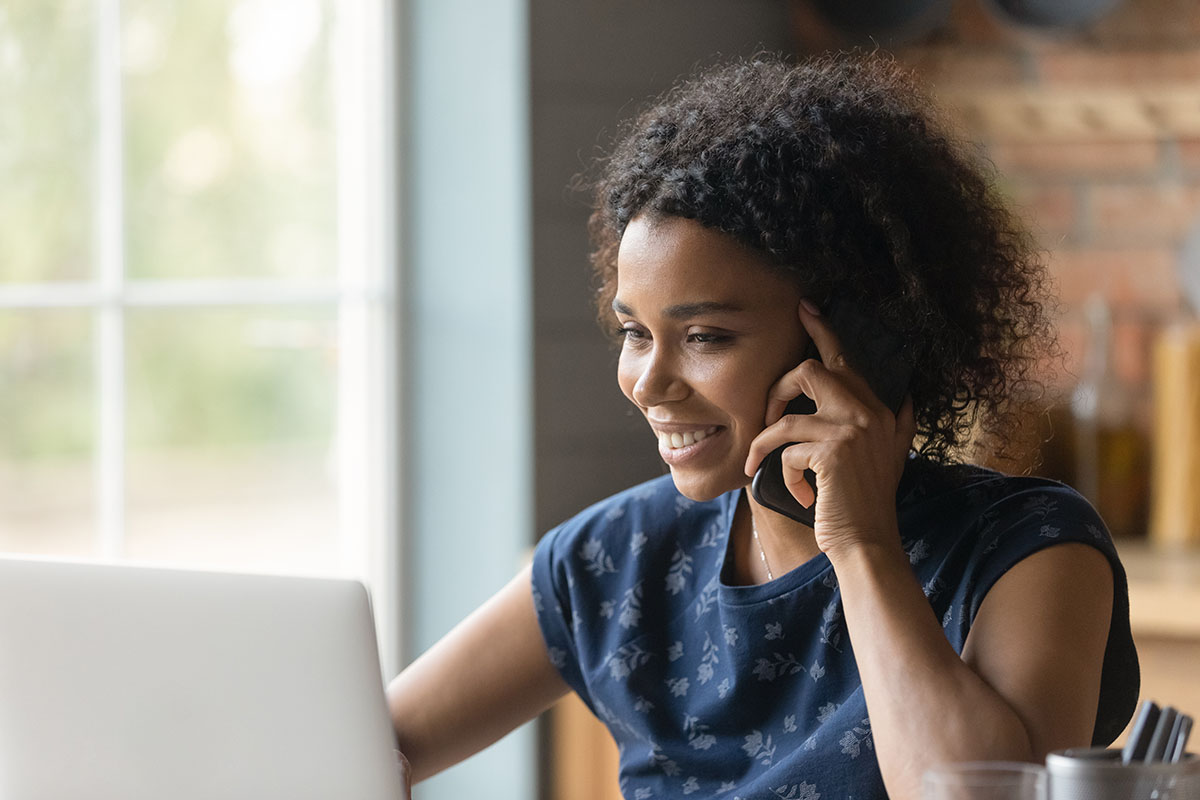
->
xmin=386 ymin=563 xmax=570 ymax=782
xmin=961 ymin=542 xmax=1114 ymax=758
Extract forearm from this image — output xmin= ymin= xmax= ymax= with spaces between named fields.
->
xmin=388 ymin=645 xmax=540 ymax=781
xmin=386 ymin=566 xmax=569 ymax=782
xmin=829 ymin=542 xmax=1034 ymax=800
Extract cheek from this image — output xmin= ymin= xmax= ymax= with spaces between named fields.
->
xmin=615 ymin=351 xmax=639 ymax=404
xmin=720 ymin=367 xmax=777 ymax=432
xmin=729 ymin=392 xmax=769 ymax=436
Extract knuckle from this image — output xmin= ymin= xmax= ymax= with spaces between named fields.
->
xmin=767 ymin=386 xmax=792 ymax=405
xmin=835 ymin=411 xmax=872 ymax=436
xmin=780 ymin=443 xmax=807 ymax=469
xmin=849 ymin=411 xmax=874 ymax=431
xmin=795 ymin=359 xmax=821 ymax=380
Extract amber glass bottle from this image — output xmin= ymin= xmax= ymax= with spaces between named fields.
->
xmin=1071 ymin=295 xmax=1151 ymax=540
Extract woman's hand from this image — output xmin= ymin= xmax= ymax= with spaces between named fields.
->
xmin=744 ymin=300 xmax=917 ymax=558
xmin=396 ymin=749 xmax=413 ymax=799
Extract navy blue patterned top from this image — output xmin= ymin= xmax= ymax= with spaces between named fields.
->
xmin=531 ymin=458 xmax=1139 ymax=800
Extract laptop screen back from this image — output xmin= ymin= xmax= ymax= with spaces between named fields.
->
xmin=0 ymin=557 xmax=403 ymax=800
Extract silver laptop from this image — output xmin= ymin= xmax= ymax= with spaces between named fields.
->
xmin=0 ymin=556 xmax=404 ymax=800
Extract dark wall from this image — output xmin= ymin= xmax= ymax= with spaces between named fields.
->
xmin=530 ymin=1 xmax=794 ymax=535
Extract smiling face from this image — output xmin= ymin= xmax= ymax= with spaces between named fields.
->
xmin=614 ymin=215 xmax=811 ymax=501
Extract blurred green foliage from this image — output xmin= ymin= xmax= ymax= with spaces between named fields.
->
xmin=122 ymin=0 xmax=336 ymax=280
xmin=125 ymin=309 xmax=335 ymax=449
xmin=0 ymin=0 xmax=339 ymax=461
xmin=0 ymin=0 xmax=94 ymax=283
xmin=0 ymin=312 xmax=93 ymax=458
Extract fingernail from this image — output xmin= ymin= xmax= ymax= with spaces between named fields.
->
xmin=800 ymin=298 xmax=821 ymax=316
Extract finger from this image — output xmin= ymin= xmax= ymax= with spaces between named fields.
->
xmin=395 ymin=749 xmax=413 ymax=797
xmin=745 ymin=413 xmax=842 ymax=476
xmin=764 ymin=359 xmax=866 ymax=427
xmin=763 ymin=365 xmax=815 ymax=427
xmin=779 ymin=441 xmax=818 ymax=508
xmin=794 ymin=302 xmax=883 ymax=411
xmin=799 ymin=299 xmax=850 ymax=373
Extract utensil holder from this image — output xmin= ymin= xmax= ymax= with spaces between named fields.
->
xmin=1047 ymin=747 xmax=1200 ymax=800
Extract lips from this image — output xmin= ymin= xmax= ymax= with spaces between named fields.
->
xmin=651 ymin=424 xmax=725 ymax=466
xmin=655 ymin=425 xmax=720 ymax=450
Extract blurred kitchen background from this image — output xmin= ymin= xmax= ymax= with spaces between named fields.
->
xmin=2 ymin=1 xmax=1199 ymax=799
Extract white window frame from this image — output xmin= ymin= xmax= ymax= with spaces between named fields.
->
xmin=0 ymin=0 xmax=401 ymax=675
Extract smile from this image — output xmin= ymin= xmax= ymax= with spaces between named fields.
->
xmin=656 ymin=426 xmax=720 ymax=450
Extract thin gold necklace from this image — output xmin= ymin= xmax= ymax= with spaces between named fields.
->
xmin=751 ymin=516 xmax=774 ymax=581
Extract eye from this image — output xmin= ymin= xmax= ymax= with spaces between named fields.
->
xmin=687 ymin=331 xmax=733 ymax=346
xmin=615 ymin=324 xmax=649 ymax=344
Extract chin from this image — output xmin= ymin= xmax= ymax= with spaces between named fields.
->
xmin=667 ymin=467 xmax=750 ymax=503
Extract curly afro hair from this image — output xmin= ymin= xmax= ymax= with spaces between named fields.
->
xmin=584 ymin=52 xmax=1058 ymax=464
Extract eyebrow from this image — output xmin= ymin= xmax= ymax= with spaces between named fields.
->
xmin=611 ymin=299 xmax=746 ymax=319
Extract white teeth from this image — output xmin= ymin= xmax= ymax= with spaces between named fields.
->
xmin=659 ymin=427 xmax=718 ymax=450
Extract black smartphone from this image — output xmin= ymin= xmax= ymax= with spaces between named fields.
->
xmin=750 ymin=298 xmax=912 ymax=526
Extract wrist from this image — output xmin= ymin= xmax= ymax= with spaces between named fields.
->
xmin=823 ymin=536 xmax=908 ymax=574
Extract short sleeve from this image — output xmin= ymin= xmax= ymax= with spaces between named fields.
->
xmin=531 ymin=524 xmax=594 ymax=711
xmin=965 ymin=480 xmax=1139 ymax=746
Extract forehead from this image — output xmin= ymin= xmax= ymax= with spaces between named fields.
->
xmin=615 ymin=215 xmax=796 ymax=306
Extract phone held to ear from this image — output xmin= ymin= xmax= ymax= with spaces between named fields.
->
xmin=750 ymin=299 xmax=913 ymax=526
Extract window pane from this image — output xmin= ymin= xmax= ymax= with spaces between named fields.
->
xmin=124 ymin=307 xmax=338 ymax=571
xmin=0 ymin=1 xmax=95 ymax=283
xmin=0 ymin=310 xmax=94 ymax=554
xmin=122 ymin=0 xmax=336 ymax=280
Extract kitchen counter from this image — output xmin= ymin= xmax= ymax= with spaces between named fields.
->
xmin=1113 ymin=541 xmax=1200 ymax=744
xmin=1118 ymin=541 xmax=1200 ymax=638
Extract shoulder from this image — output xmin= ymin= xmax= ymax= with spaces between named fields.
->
xmin=904 ymin=459 xmax=1107 ymax=543
xmin=972 ymin=472 xmax=1109 ymax=554
xmin=907 ymin=462 xmax=1139 ymax=744
xmin=910 ymin=464 xmax=1120 ymax=614
xmin=900 ymin=460 xmax=1118 ymax=619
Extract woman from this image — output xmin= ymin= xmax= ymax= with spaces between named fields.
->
xmin=387 ymin=53 xmax=1138 ymax=800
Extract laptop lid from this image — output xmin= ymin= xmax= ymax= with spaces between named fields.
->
xmin=0 ymin=556 xmax=404 ymax=800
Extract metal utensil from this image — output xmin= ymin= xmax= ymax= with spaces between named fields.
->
xmin=1167 ymin=714 xmax=1188 ymax=763
xmin=1124 ymin=700 xmax=1162 ymax=764
xmin=1148 ymin=707 xmax=1180 ymax=763
xmin=1173 ymin=716 xmax=1194 ymax=764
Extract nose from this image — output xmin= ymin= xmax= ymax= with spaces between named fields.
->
xmin=629 ymin=347 xmax=689 ymax=408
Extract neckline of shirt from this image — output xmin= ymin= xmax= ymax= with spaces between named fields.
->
xmin=712 ymin=455 xmax=937 ymax=606
xmin=715 ymin=489 xmax=836 ymax=607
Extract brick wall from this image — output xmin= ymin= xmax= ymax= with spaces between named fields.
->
xmin=792 ymin=0 xmax=1200 ymax=532
xmin=889 ymin=0 xmax=1199 ymax=399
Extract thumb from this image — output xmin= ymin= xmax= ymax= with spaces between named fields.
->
xmin=395 ymin=749 xmax=413 ymax=799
